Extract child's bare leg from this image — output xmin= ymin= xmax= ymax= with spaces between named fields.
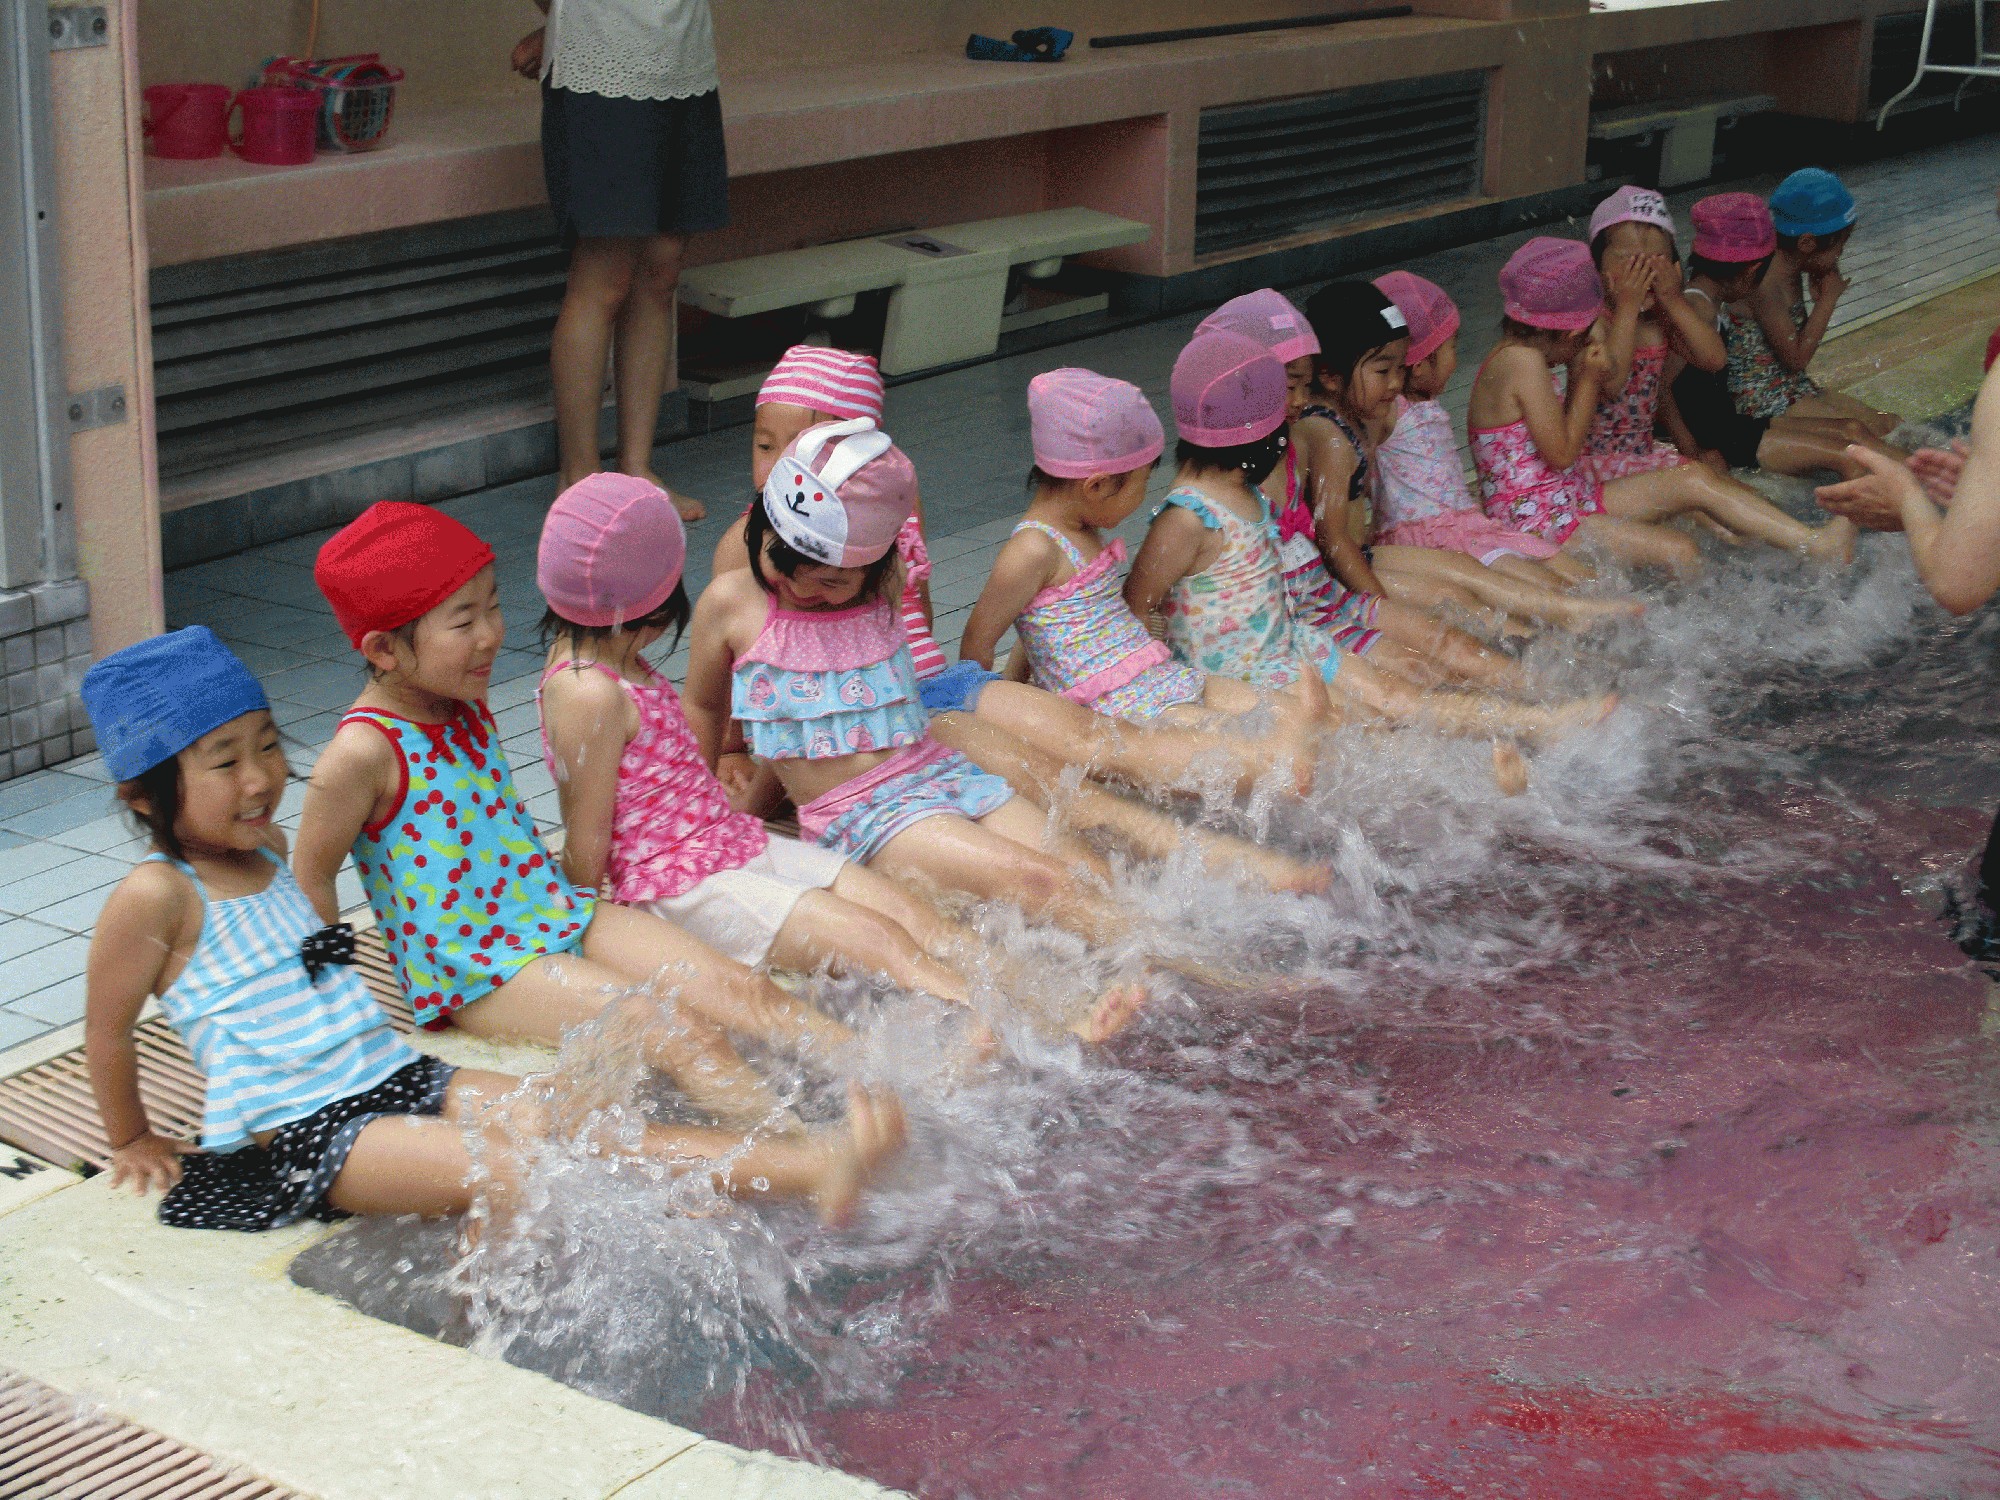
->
xmin=582 ymin=902 xmax=855 ymax=1055
xmin=1602 ymin=465 xmax=1854 ymax=562
xmin=327 ymin=1073 xmax=905 ymax=1228
xmin=932 ymin=709 xmax=1326 ymax=892
xmin=1568 ymin=513 xmax=1701 ymax=576
xmin=1331 ymin=652 xmax=1616 ymax=744
xmin=869 ymin=811 xmax=1145 ymax=1042
xmin=872 ymin=803 xmax=1125 ymax=942
xmin=1502 ymin=550 xmax=1596 ymax=587
xmin=1382 ymin=545 xmax=1639 ymax=627
xmin=1370 ymin=597 xmax=1532 ymax=691
xmin=768 ymin=887 xmax=974 ymax=1004
xmin=1787 ymin=391 xmax=1900 ymax=438
xmin=970 ymin=680 xmax=1294 ymax=801
xmin=1759 ymin=417 xmax=1908 ymax=478
xmin=451 ymin=957 xmax=785 ymax=1127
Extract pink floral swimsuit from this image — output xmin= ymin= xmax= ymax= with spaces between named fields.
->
xmin=1470 ymin=360 xmax=1606 ymax=546
xmin=1010 ymin=521 xmax=1206 ymax=722
xmin=537 ymin=661 xmax=768 ymax=905
xmin=1159 ymin=486 xmax=1336 ymax=691
xmin=1585 ymin=343 xmax=1689 ymax=482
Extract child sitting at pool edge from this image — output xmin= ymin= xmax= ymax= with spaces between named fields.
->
xmin=295 ymin=501 xmax=854 ymax=1129
xmin=82 ymin=627 xmax=903 ymax=1234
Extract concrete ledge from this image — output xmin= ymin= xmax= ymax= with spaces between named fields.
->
xmin=0 ymin=1153 xmax=899 ymax=1499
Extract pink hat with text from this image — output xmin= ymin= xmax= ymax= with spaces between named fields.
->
xmin=1171 ymin=328 xmax=1288 ymax=446
xmin=757 ymin=345 xmax=886 ymax=423
xmin=761 ymin=417 xmax=916 ymax=567
xmin=1372 ymin=270 xmax=1460 ymax=366
xmin=538 ymin=473 xmax=688 ymax=628
xmin=1500 ymin=238 xmax=1606 ymax=332
xmin=1195 ymin=289 xmax=1321 ymax=366
xmin=1028 ymin=367 xmax=1166 ymax=479
xmin=1587 ymin=184 xmax=1677 ymax=244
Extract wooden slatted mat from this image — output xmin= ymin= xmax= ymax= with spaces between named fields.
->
xmin=0 ymin=920 xmax=410 ymax=1174
xmin=0 ymin=1369 xmax=300 ymax=1499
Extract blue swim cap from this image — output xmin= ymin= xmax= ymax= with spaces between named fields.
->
xmin=82 ymin=626 xmax=270 ymax=782
xmin=1768 ymin=168 xmax=1857 ymax=239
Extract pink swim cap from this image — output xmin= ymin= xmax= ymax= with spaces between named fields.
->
xmin=757 ymin=345 xmax=886 ymax=423
xmin=538 ymin=473 xmax=688 ymax=628
xmin=1500 ymin=238 xmax=1605 ymax=332
xmin=762 ymin=417 xmax=916 ymax=568
xmin=1195 ymin=289 xmax=1320 ymax=366
xmin=1587 ymin=184 xmax=1676 ymax=244
xmin=1690 ymin=192 xmax=1777 ymax=263
xmin=1171 ymin=328 xmax=1288 ymax=446
xmin=1372 ymin=270 xmax=1460 ymax=366
xmin=1029 ymin=367 xmax=1165 ymax=479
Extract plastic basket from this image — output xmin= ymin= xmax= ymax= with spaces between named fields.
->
xmin=258 ymin=53 xmax=404 ymax=153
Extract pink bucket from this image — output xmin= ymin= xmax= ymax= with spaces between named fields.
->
xmin=229 ymin=86 xmax=320 ymax=167
xmin=143 ymin=83 xmax=231 ymax=160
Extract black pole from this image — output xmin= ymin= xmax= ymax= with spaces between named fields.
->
xmin=1089 ymin=7 xmax=1415 ymax=50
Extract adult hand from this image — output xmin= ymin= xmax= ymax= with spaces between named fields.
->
xmin=511 ymin=27 xmax=545 ymax=79
xmin=109 ymin=1131 xmax=184 ymax=1195
xmin=1907 ymin=441 xmax=1970 ymax=506
xmin=1814 ymin=445 xmax=1927 ymax=532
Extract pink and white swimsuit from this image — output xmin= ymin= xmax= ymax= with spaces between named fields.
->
xmin=1470 ymin=360 xmax=1606 ymax=546
xmin=729 ymin=597 xmax=1010 ymax=863
xmin=1372 ymin=397 xmax=1560 ymax=563
xmin=1009 ymin=521 xmax=1206 ymax=722
xmin=1585 ymin=343 xmax=1689 ymax=483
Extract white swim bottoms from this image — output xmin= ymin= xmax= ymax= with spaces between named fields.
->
xmin=637 ymin=833 xmax=845 ymax=967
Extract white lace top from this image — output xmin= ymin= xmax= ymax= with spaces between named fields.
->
xmin=543 ymin=0 xmax=720 ymax=102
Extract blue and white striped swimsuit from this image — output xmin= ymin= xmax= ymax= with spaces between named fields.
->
xmin=150 ymin=849 xmax=414 ymax=1151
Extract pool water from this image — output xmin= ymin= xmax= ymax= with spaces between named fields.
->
xmin=295 ymin=468 xmax=2000 ymax=1499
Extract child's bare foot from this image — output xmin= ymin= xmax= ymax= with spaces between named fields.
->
xmin=810 ymin=1083 xmax=907 ymax=1229
xmin=1072 ymin=981 xmax=1148 ymax=1045
xmin=1529 ymin=692 xmax=1619 ymax=743
xmin=1807 ymin=516 xmax=1858 ymax=567
xmin=1492 ymin=741 xmax=1530 ymax=797
xmin=1567 ymin=595 xmax=1647 ymax=625
xmin=1235 ymin=843 xmax=1333 ymax=895
xmin=1689 ymin=512 xmax=1746 ymax=546
xmin=625 ymin=467 xmax=707 ymax=522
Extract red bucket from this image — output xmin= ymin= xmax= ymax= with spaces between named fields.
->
xmin=229 ymin=85 xmax=321 ymax=166
xmin=143 ymin=83 xmax=231 ymax=160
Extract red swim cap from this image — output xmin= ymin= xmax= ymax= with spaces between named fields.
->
xmin=315 ymin=501 xmax=496 ymax=649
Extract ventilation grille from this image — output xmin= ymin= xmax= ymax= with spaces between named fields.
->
xmin=1195 ymin=72 xmax=1487 ymax=257
xmin=1871 ymin=4 xmax=1981 ymax=106
xmin=149 ymin=209 xmax=567 ymax=483
xmin=0 ymin=1370 xmax=300 ymax=1499
xmin=0 ymin=925 xmax=410 ymax=1172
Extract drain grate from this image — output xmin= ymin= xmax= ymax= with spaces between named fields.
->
xmin=0 ymin=923 xmax=411 ymax=1173
xmin=0 ymin=1369 xmax=300 ymax=1499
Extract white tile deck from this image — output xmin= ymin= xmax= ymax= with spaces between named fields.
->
xmin=0 ymin=135 xmax=1995 ymax=1051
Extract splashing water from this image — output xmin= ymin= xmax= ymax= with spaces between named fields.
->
xmin=294 ymin=465 xmax=2000 ymax=1498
